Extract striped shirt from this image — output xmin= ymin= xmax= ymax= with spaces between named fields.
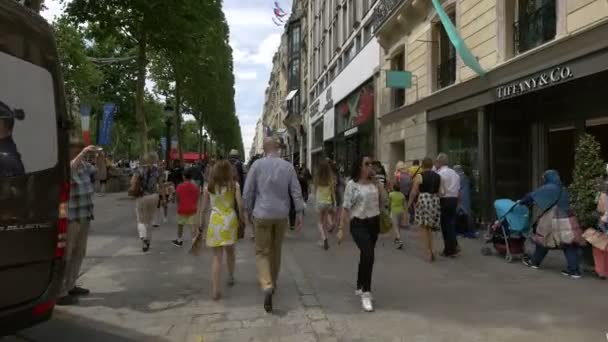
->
xmin=242 ymin=155 xmax=305 ymax=220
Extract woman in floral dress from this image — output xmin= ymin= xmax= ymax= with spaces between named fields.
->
xmin=201 ymin=160 xmax=245 ymax=300
xmin=407 ymin=157 xmax=442 ymax=262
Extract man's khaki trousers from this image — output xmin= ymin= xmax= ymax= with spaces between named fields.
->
xmin=253 ymin=218 xmax=288 ymax=291
xmin=61 ymin=220 xmax=91 ymax=297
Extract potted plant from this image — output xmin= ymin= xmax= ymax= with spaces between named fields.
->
xmin=568 ymin=133 xmax=606 ymax=268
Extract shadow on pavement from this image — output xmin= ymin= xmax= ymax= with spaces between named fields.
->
xmin=4 ymin=311 xmax=167 ymax=342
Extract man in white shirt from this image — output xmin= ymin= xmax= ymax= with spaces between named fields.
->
xmin=436 ymin=153 xmax=461 ymax=257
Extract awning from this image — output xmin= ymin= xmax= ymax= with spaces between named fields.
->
xmin=285 ymin=89 xmax=298 ymax=101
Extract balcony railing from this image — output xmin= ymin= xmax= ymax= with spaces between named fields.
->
xmin=514 ymin=0 xmax=556 ymax=54
xmin=371 ymin=0 xmax=404 ymax=33
xmin=437 ymin=57 xmax=456 ymax=89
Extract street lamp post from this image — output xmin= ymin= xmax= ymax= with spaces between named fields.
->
xmin=203 ymin=132 xmax=208 ymax=158
xmin=164 ymin=102 xmax=173 ymax=165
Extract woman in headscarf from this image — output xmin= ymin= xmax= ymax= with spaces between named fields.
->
xmin=521 ymin=170 xmax=582 ymax=279
xmin=453 ymin=165 xmax=476 ymax=238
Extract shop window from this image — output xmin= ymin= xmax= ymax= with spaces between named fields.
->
xmin=434 ymin=10 xmax=457 ymax=90
xmin=344 ymin=44 xmax=354 ymax=64
xmin=333 ymin=20 xmax=339 ymax=54
xmin=363 ymin=23 xmax=372 ymax=44
xmin=312 ymin=120 xmax=324 ymax=149
xmin=342 ymin=3 xmax=349 ymax=44
xmin=438 ymin=114 xmax=479 ymax=218
xmin=390 ymin=51 xmax=406 ymax=109
xmin=336 ymin=81 xmax=375 ymax=133
xmin=513 ymin=0 xmax=556 ymax=55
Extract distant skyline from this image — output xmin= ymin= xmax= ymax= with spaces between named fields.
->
xmin=42 ymin=0 xmax=291 ymax=154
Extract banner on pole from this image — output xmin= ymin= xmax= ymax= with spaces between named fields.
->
xmin=160 ymin=137 xmax=167 ymax=155
xmin=99 ymin=103 xmax=116 ymax=146
xmin=79 ymin=104 xmax=91 ymax=145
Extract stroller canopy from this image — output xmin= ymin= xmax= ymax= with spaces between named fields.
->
xmin=494 ymin=199 xmax=530 ymax=232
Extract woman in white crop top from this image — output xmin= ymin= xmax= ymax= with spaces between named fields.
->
xmin=338 ymin=155 xmax=385 ymax=313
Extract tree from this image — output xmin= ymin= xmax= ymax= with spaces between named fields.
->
xmin=52 ymin=17 xmax=103 ymax=120
xmin=569 ymin=133 xmax=606 ymax=228
xmin=22 ymin=0 xmax=44 ymax=13
xmin=62 ymin=0 xmax=244 ymax=159
xmin=63 ymin=0 xmax=171 ymax=156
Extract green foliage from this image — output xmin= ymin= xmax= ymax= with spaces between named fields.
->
xmin=568 ymin=133 xmax=606 ymax=228
xmin=53 ymin=17 xmax=103 ymax=117
xmin=61 ymin=0 xmax=243 ymax=159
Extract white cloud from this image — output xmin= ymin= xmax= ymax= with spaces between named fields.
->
xmin=231 ymin=33 xmax=281 ymax=67
xmin=250 ymin=33 xmax=282 ymax=66
xmin=41 ymin=0 xmax=65 ymax=21
xmin=236 ymin=71 xmax=258 ymax=80
xmin=225 ymin=8 xmax=275 ymax=30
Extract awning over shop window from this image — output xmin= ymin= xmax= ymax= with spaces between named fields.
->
xmin=285 ymin=89 xmax=298 ymax=101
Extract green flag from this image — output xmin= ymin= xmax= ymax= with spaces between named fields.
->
xmin=431 ymin=0 xmax=486 ymax=77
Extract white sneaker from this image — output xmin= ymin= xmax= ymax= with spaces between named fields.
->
xmin=355 ymin=289 xmax=363 ymax=296
xmin=361 ymin=292 xmax=374 ymax=312
xmin=163 ymin=217 xmax=168 ymax=223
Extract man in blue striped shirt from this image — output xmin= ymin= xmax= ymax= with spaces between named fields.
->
xmin=243 ymin=137 xmax=305 ymax=313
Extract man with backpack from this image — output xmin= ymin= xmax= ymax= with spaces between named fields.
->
xmin=130 ymin=155 xmax=161 ymax=252
xmin=228 ymin=149 xmax=244 ymax=194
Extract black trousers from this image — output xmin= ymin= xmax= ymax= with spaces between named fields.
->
xmin=350 ymin=216 xmax=380 ymax=292
xmin=440 ymin=197 xmax=459 ymax=255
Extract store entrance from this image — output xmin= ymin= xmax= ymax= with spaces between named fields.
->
xmin=547 ymin=127 xmax=576 ymax=186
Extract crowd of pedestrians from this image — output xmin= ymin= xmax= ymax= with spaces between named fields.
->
xmin=58 ymin=139 xmax=608 ymax=316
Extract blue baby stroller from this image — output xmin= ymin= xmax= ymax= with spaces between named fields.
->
xmin=481 ymin=199 xmax=530 ymax=262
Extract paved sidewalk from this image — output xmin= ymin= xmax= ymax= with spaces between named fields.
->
xmin=5 ymin=193 xmax=336 ymax=342
xmin=4 ymin=192 xmax=607 ymax=342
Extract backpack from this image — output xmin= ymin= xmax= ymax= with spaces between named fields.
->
xmin=128 ymin=168 xmax=150 ymax=198
xmin=398 ymin=170 xmax=418 ymax=198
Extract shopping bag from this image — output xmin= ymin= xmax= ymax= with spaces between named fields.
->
xmin=380 ymin=211 xmax=392 ymax=234
xmin=189 ymin=231 xmax=204 ymax=256
xmin=534 ymin=207 xmax=560 ymax=248
xmin=552 ymin=215 xmax=583 ymax=245
xmin=582 ymin=228 xmax=608 ymax=251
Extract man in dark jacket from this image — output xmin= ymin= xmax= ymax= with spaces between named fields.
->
xmin=228 ymin=149 xmax=244 ymax=193
xmin=0 ymin=101 xmax=25 ymax=177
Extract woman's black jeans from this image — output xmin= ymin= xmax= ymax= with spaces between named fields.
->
xmin=350 ymin=216 xmax=380 ymax=292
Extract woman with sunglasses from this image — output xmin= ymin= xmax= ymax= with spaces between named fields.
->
xmin=338 ymin=156 xmax=386 ymax=312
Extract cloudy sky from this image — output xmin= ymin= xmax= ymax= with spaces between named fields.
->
xmin=41 ymin=0 xmax=289 ymax=154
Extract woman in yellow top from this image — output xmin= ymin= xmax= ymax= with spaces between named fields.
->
xmin=315 ymin=160 xmax=335 ymax=250
xmin=200 ymin=160 xmax=246 ymax=300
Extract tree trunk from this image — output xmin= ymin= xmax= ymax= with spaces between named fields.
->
xmin=24 ymin=0 xmax=44 ymax=13
xmin=135 ymin=30 xmax=149 ymax=158
xmin=174 ymin=77 xmax=184 ymax=165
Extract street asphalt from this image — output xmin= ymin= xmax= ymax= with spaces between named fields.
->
xmin=2 ymin=192 xmax=607 ymax=342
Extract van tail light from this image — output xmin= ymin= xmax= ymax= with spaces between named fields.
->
xmin=56 ymin=182 xmax=70 ymax=258
xmin=32 ymin=300 xmax=56 ymax=316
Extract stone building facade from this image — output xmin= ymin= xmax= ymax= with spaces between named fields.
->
xmin=306 ymin=0 xmax=381 ymax=173
xmin=374 ymin=0 xmax=608 ymax=219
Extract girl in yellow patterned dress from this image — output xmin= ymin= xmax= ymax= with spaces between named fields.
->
xmin=201 ymin=160 xmax=245 ymax=300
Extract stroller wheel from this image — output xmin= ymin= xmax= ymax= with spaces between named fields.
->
xmin=505 ymin=254 xmax=513 ymax=263
xmin=481 ymin=247 xmax=492 ymax=256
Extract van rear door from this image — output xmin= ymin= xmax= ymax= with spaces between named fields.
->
xmin=0 ymin=2 xmax=69 ymax=311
